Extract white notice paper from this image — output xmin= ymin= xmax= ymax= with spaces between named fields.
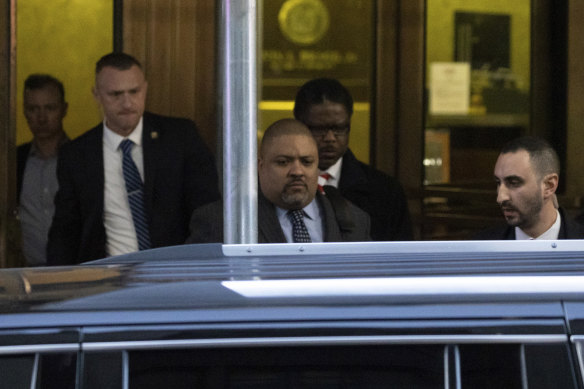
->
xmin=430 ymin=62 xmax=471 ymax=115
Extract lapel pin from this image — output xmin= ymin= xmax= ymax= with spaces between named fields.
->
xmin=151 ymin=131 xmax=158 ymax=139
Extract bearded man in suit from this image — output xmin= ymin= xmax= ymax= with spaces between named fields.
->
xmin=475 ymin=136 xmax=583 ymax=240
xmin=187 ymin=118 xmax=370 ymax=243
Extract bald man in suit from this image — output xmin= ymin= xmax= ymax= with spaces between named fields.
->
xmin=187 ymin=119 xmax=370 ymax=243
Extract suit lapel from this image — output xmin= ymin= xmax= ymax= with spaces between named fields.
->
xmin=317 ymin=193 xmax=343 ymax=242
xmin=558 ymin=208 xmax=568 ymax=239
xmin=141 ymin=115 xmax=157 ymax=215
xmin=87 ymin=126 xmax=105 ymax=213
xmin=16 ymin=142 xmax=32 ymax=199
xmin=338 ymin=149 xmax=370 ymax=194
xmin=507 ymin=226 xmax=516 ymax=240
xmin=258 ymin=193 xmax=287 ymax=243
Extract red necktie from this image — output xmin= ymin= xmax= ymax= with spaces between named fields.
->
xmin=318 ymin=173 xmax=332 ymax=194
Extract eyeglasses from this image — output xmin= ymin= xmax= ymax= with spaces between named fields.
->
xmin=308 ymin=125 xmax=350 ymax=138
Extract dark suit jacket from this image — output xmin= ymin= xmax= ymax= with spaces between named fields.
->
xmin=575 ymin=210 xmax=584 ymax=226
xmin=47 ymin=112 xmax=220 ymax=265
xmin=16 ymin=142 xmax=32 ymax=201
xmin=474 ymin=207 xmax=584 ymax=240
xmin=338 ymin=149 xmax=413 ymax=241
xmin=186 ymin=191 xmax=371 ymax=243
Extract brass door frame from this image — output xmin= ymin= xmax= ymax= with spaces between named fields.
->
xmin=0 ymin=0 xmax=16 ymax=268
xmin=387 ymin=0 xmax=584 ymax=239
xmin=566 ymin=1 xmax=584 ymax=199
xmin=374 ymin=0 xmax=425 ymax=236
xmin=2 ymin=0 xmax=584 ymax=265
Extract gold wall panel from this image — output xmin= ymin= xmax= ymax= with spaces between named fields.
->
xmin=16 ymin=0 xmax=113 ymax=144
xmin=122 ymin=0 xmax=217 ymax=150
xmin=261 ymin=0 xmax=374 ymax=163
xmin=426 ymin=0 xmax=530 ymax=93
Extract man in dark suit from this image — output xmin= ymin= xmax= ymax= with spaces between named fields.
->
xmin=48 ymin=53 xmax=220 ymax=265
xmin=187 ymin=119 xmax=370 ymax=243
xmin=475 ymin=136 xmax=584 ymax=240
xmin=18 ymin=74 xmax=69 ymax=266
xmin=293 ymin=78 xmax=413 ymax=241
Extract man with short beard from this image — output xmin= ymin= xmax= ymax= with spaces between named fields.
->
xmin=475 ymin=136 xmax=583 ymax=240
xmin=186 ymin=118 xmax=370 ymax=243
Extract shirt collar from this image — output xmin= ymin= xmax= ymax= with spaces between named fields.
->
xmin=321 ymin=156 xmax=343 ymax=181
xmin=29 ymin=133 xmax=69 ymax=158
xmin=319 ymin=156 xmax=343 ymax=188
xmin=103 ymin=117 xmax=144 ymax=151
xmin=515 ymin=209 xmax=561 ymax=240
xmin=275 ymin=198 xmax=320 ymax=221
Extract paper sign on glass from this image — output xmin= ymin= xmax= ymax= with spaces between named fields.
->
xmin=430 ymin=62 xmax=471 ymax=115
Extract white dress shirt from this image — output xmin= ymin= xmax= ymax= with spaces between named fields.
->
xmin=319 ymin=156 xmax=343 ymax=188
xmin=103 ymin=118 xmax=145 ymax=256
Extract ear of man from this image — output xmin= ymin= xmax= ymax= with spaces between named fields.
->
xmin=542 ymin=173 xmax=559 ymax=200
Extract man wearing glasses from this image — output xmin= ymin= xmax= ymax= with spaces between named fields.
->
xmin=294 ymin=78 xmax=413 ymax=241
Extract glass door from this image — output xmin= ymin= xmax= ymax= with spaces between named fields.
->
xmin=260 ymin=0 xmax=375 ymax=162
xmin=423 ymin=0 xmax=532 ymax=239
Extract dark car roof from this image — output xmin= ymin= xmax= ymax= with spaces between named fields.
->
xmin=1 ymin=241 xmax=584 ymax=330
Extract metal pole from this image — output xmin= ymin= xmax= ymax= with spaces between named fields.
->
xmin=219 ymin=0 xmax=258 ymax=244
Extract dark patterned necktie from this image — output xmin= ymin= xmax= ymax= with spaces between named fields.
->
xmin=119 ymin=139 xmax=151 ymax=250
xmin=288 ymin=209 xmax=312 ymax=243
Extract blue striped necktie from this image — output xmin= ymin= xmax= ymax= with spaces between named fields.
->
xmin=288 ymin=209 xmax=312 ymax=243
xmin=119 ymin=139 xmax=151 ymax=250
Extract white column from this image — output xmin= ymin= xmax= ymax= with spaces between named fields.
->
xmin=219 ymin=0 xmax=258 ymax=244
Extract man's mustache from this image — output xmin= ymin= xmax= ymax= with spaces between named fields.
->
xmin=284 ymin=178 xmax=307 ymax=189
xmin=499 ymin=201 xmax=517 ymax=212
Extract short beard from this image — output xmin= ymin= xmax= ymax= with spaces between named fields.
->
xmin=505 ymin=194 xmax=544 ymax=229
xmin=281 ymin=191 xmax=309 ymax=209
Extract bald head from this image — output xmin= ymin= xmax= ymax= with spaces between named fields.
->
xmin=258 ymin=119 xmax=320 ymax=210
xmin=260 ymin=119 xmax=317 ymax=157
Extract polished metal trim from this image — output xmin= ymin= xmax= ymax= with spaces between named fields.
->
xmin=220 ymin=0 xmax=258 ymax=244
xmin=222 ymin=275 xmax=584 ymax=298
xmin=29 ymin=353 xmax=39 ymax=389
xmin=571 ymin=337 xmax=584 ymax=384
xmin=222 ymin=239 xmax=584 ymax=256
xmin=443 ymin=346 xmax=450 ymax=389
xmin=443 ymin=345 xmax=462 ymax=389
xmin=520 ymin=344 xmax=529 ymax=389
xmin=81 ymin=334 xmax=567 ymax=352
xmin=0 ymin=343 xmax=79 ymax=355
xmin=453 ymin=345 xmax=461 ymax=389
xmin=122 ymin=350 xmax=129 ymax=389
